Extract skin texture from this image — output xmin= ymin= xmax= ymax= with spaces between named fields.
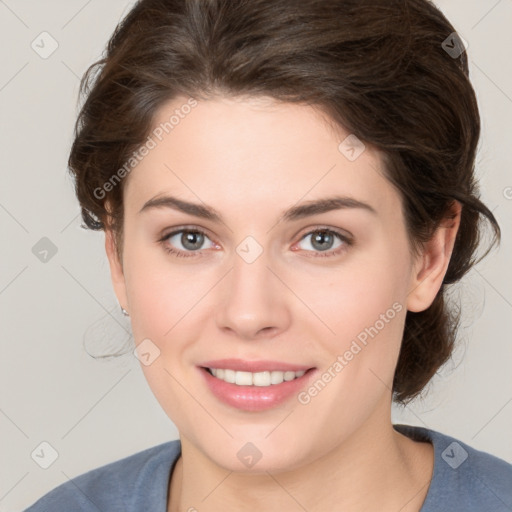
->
xmin=104 ymin=95 xmax=461 ymax=511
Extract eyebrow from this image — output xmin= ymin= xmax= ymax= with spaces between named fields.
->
xmin=139 ymin=194 xmax=377 ymax=223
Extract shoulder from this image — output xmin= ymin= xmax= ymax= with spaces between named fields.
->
xmin=24 ymin=439 xmax=181 ymax=511
xmin=394 ymin=424 xmax=512 ymax=512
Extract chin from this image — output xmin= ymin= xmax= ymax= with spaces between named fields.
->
xmin=189 ymin=432 xmax=311 ymax=474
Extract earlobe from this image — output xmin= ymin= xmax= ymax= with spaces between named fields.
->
xmin=406 ymin=201 xmax=462 ymax=313
xmin=104 ymin=229 xmax=129 ymax=312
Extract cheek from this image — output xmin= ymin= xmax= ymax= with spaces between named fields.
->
xmin=303 ymin=239 xmax=411 ymax=386
xmin=126 ymin=268 xmax=199 ymax=343
xmin=122 ymin=242 xmax=218 ymax=360
xmin=305 ymin=256 xmax=408 ymax=344
xmin=122 ymin=254 xmax=207 ymax=419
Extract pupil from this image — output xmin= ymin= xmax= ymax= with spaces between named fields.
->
xmin=312 ymin=231 xmax=332 ymax=251
xmin=182 ymin=231 xmax=203 ymax=250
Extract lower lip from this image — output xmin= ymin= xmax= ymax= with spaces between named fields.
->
xmin=198 ymin=367 xmax=316 ymax=412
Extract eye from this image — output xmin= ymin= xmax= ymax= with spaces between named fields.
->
xmin=159 ymin=228 xmax=218 ymax=258
xmin=158 ymin=226 xmax=352 ymax=259
xmin=293 ymin=228 xmax=352 ymax=257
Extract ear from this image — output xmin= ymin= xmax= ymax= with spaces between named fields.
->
xmin=407 ymin=201 xmax=462 ymax=312
xmin=105 ymin=228 xmax=129 ymax=313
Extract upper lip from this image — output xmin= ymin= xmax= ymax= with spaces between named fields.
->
xmin=200 ymin=358 xmax=314 ymax=373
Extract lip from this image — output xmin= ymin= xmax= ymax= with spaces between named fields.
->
xmin=197 ymin=363 xmax=317 ymax=412
xmin=200 ymin=358 xmax=313 ymax=373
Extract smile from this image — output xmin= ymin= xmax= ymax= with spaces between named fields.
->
xmin=198 ymin=364 xmax=317 ymax=412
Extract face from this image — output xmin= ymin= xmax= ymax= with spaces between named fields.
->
xmin=107 ymin=95 xmax=425 ymax=472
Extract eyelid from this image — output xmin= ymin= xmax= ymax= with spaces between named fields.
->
xmin=294 ymin=224 xmax=354 ymax=243
xmin=160 ymin=224 xmax=212 ymax=240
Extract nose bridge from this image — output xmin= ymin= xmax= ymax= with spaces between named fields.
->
xmin=216 ymin=235 xmax=289 ymax=338
xmin=232 ymin=241 xmax=270 ymax=297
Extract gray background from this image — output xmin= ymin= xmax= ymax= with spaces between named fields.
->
xmin=0 ymin=1 xmax=511 ymax=510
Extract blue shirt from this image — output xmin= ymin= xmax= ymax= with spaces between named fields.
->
xmin=25 ymin=424 xmax=512 ymax=511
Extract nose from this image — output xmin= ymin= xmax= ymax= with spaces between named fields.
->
xmin=215 ymin=247 xmax=291 ymax=341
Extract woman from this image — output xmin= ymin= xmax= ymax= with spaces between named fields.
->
xmin=25 ymin=0 xmax=512 ymax=510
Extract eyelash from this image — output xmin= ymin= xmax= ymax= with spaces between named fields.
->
xmin=158 ymin=226 xmax=353 ymax=259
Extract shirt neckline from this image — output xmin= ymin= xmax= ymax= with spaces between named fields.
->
xmin=393 ymin=423 xmax=441 ymax=511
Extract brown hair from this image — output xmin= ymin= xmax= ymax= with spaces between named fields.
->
xmin=69 ymin=0 xmax=500 ymax=405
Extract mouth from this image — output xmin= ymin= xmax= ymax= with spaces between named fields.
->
xmin=197 ymin=360 xmax=317 ymax=412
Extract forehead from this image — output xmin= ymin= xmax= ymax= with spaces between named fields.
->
xmin=123 ymin=95 xmax=397 ymax=219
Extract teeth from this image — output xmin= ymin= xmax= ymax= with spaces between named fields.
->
xmin=209 ymin=368 xmax=306 ymax=386
xmin=235 ymin=371 xmax=253 ymax=386
xmin=224 ymin=369 xmax=235 ymax=383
